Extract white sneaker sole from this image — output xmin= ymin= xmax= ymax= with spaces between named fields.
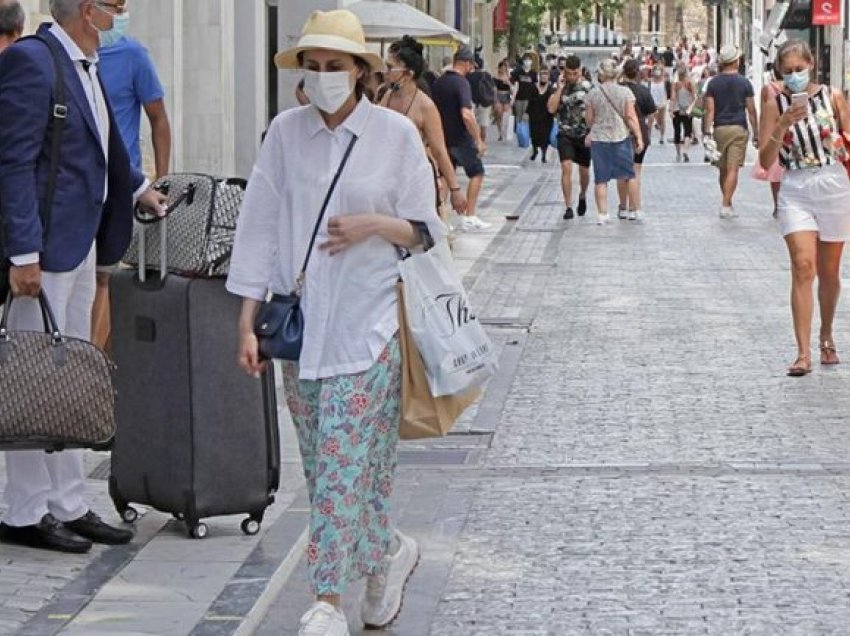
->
xmin=362 ymin=548 xmax=420 ymax=630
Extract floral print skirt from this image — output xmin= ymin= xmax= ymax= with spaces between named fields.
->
xmin=280 ymin=335 xmax=402 ymax=595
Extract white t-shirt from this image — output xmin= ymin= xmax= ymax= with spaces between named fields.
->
xmin=227 ymin=98 xmax=446 ymax=380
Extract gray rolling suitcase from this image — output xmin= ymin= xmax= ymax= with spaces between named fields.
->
xmin=108 ymin=185 xmax=279 ymax=539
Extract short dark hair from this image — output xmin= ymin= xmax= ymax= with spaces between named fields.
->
xmin=564 ymin=55 xmax=581 ymax=71
xmin=622 ymin=59 xmax=640 ymax=79
xmin=0 ymin=0 xmax=24 ymax=38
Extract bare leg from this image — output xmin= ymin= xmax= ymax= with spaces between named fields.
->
xmin=722 ymin=165 xmax=740 ymax=207
xmin=785 ymin=231 xmax=819 ymax=367
xmin=595 ymin=182 xmax=608 ymax=217
xmin=629 ymin=164 xmax=642 ymax=210
xmin=467 ymin=175 xmax=484 ymax=217
xmin=560 ymin=160 xmax=574 ymax=208
xmin=578 ymin=165 xmax=590 ymax=199
xmin=616 ymin=179 xmax=629 ymax=209
xmin=317 ymin=594 xmax=341 ymax=608
xmin=817 ymin=240 xmax=844 ymax=354
xmin=770 ymin=181 xmax=781 ymax=213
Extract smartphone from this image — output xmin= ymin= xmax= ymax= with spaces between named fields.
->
xmin=791 ymin=92 xmax=809 ymax=109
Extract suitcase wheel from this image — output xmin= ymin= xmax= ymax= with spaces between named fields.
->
xmin=189 ymin=522 xmax=208 ymax=540
xmin=241 ymin=517 xmax=261 ymax=536
xmin=121 ymin=506 xmax=139 ymax=524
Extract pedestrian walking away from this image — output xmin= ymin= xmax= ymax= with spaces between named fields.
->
xmin=527 ymin=70 xmax=554 ymax=163
xmin=432 ymin=44 xmax=490 ymax=232
xmin=227 ymin=10 xmax=445 ymax=636
xmin=548 ymin=54 xmax=592 ymax=220
xmin=468 ymin=62 xmax=496 ymax=143
xmin=648 ymin=67 xmax=669 ymax=144
xmin=704 ymin=44 xmax=759 ymax=219
xmin=0 ymin=0 xmax=166 ymax=554
xmin=584 ymin=59 xmax=644 ymax=225
xmin=381 ymin=35 xmax=468 ymax=220
xmin=92 ymin=13 xmax=172 ymax=352
xmin=617 ymin=59 xmax=656 ymax=221
xmin=671 ymin=67 xmax=696 ymax=163
xmin=751 ymin=63 xmax=785 ymax=215
xmin=758 ymin=39 xmax=850 ymax=377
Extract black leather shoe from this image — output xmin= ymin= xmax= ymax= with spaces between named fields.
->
xmin=0 ymin=514 xmax=92 ymax=553
xmin=65 ymin=511 xmax=133 ymax=545
xmin=577 ymin=197 xmax=587 ymax=216
xmin=563 ymin=207 xmax=574 ymax=220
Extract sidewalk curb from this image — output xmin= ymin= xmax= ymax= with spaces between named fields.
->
xmin=234 ymin=527 xmax=308 ymax=636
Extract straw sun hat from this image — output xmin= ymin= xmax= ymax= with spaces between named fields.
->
xmin=274 ymin=10 xmax=383 ymax=73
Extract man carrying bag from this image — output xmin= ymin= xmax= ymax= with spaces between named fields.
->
xmin=0 ymin=1 xmax=165 ymax=553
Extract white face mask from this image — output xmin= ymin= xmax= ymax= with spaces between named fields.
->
xmin=523 ymin=60 xmax=532 ymax=72
xmin=302 ymin=70 xmax=354 ymax=115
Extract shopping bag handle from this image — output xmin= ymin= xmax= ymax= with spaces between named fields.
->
xmin=0 ymin=291 xmax=62 ymax=345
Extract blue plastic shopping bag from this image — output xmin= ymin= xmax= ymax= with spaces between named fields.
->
xmin=516 ymin=120 xmax=530 ymax=148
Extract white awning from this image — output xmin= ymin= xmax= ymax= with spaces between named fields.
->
xmin=345 ymin=0 xmax=470 ymax=44
xmin=563 ymin=24 xmax=625 ymax=47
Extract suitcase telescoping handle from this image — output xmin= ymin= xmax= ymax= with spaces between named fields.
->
xmin=134 ymin=181 xmax=196 ymax=283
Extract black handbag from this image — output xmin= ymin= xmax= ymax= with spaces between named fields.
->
xmin=254 ymin=134 xmax=358 ymax=361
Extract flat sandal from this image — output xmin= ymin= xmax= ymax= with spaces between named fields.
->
xmin=787 ymin=355 xmax=812 ymax=377
xmin=820 ymin=341 xmax=840 ymax=365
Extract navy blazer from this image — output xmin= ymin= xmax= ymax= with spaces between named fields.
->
xmin=0 ymin=24 xmax=144 ymax=272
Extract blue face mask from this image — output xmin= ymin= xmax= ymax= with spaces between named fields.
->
xmin=785 ymin=69 xmax=810 ymax=93
xmin=97 ymin=12 xmax=129 ymax=49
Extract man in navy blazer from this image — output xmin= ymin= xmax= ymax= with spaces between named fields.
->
xmin=0 ymin=0 xmax=165 ymax=553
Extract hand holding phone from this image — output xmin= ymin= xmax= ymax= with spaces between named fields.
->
xmin=791 ymin=92 xmax=809 ymax=109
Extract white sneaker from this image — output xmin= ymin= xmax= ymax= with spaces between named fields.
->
xmin=298 ymin=602 xmax=349 ymax=636
xmin=461 ymin=216 xmax=492 ymax=231
xmin=361 ymin=530 xmax=420 ymax=629
xmin=719 ymin=206 xmax=734 ymax=219
xmin=596 ymin=212 xmax=609 ymax=225
xmin=628 ymin=209 xmax=639 ymax=221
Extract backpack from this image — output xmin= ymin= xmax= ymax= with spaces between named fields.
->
xmin=471 ymin=71 xmax=496 ymax=107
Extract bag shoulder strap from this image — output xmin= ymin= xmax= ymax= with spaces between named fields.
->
xmin=600 ymin=85 xmax=628 ymax=127
xmin=294 ymin=133 xmax=358 ymax=295
xmin=16 ymin=34 xmax=68 ymax=245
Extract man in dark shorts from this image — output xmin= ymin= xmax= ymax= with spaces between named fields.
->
xmin=432 ymin=45 xmax=490 ymax=231
xmin=617 ymin=59 xmax=657 ymax=221
xmin=547 ymin=55 xmax=592 ymax=219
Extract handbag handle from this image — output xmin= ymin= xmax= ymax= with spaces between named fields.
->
xmin=0 ymin=291 xmax=62 ymax=345
xmin=293 ymin=134 xmax=359 ymax=296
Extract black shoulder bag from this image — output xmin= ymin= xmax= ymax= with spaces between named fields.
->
xmin=254 ymin=134 xmax=358 ymax=361
xmin=0 ymin=35 xmax=68 ymax=302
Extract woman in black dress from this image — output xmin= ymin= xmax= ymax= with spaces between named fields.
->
xmin=527 ymin=71 xmax=555 ymax=162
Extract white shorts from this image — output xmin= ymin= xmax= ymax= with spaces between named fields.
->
xmin=776 ymin=164 xmax=850 ymax=242
xmin=475 ymin=105 xmax=492 ymax=127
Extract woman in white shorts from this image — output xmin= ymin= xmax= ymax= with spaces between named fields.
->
xmin=758 ymin=39 xmax=850 ymax=376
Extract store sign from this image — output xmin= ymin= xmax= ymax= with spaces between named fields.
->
xmin=494 ymin=0 xmax=509 ymax=32
xmin=812 ymin=0 xmax=841 ymax=24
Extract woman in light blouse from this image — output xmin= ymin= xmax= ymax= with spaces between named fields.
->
xmin=226 ymin=10 xmax=444 ymax=636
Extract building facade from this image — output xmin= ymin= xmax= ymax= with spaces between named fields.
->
xmin=616 ymin=0 xmax=715 ymax=48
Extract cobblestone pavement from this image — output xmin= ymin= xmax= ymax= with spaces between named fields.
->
xmin=427 ymin=143 xmax=850 ymax=635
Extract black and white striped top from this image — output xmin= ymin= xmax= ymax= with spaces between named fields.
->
xmin=776 ymin=86 xmax=839 ymax=170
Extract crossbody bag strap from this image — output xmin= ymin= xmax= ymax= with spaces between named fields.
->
xmin=600 ymin=85 xmax=628 ymax=127
xmin=294 ymin=133 xmax=358 ymax=295
xmin=31 ymin=35 xmax=68 ymax=246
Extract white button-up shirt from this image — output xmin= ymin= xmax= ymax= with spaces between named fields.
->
xmin=227 ymin=98 xmax=445 ymax=380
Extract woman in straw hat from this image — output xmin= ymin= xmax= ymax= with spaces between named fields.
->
xmin=226 ymin=10 xmax=444 ymax=636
